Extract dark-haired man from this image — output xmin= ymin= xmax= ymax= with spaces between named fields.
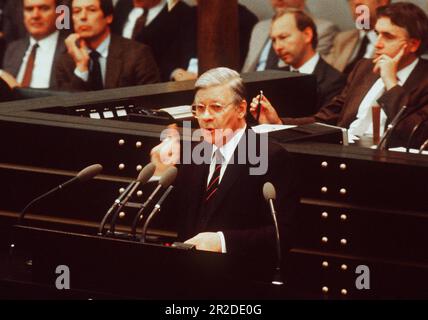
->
xmin=55 ymin=0 xmax=160 ymax=91
xmin=253 ymin=2 xmax=428 ymax=148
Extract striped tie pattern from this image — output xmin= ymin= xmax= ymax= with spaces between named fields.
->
xmin=205 ymin=150 xmax=223 ymax=202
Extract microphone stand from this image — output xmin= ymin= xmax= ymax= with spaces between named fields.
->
xmin=377 ymin=105 xmax=407 ymax=150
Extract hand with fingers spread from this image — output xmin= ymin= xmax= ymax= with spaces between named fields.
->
xmin=64 ymin=33 xmax=90 ymax=73
xmin=373 ymin=44 xmax=407 ymax=91
xmin=249 ymin=94 xmax=283 ymax=125
xmin=150 ymin=123 xmax=181 ymax=176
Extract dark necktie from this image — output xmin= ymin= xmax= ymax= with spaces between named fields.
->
xmin=205 ymin=150 xmax=223 ymax=203
xmin=132 ymin=8 xmax=149 ymax=40
xmin=21 ymin=43 xmax=38 ymax=87
xmin=88 ymin=50 xmax=103 ymax=91
xmin=265 ymin=43 xmax=279 ymax=70
xmin=344 ymin=34 xmax=369 ymax=74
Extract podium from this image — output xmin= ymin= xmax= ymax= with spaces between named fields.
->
xmin=5 ymin=225 xmax=288 ymax=299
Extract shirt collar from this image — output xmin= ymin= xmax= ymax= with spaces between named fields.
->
xmin=143 ymin=0 xmax=166 ymax=15
xmin=211 ymin=125 xmax=247 ymax=164
xmin=397 ymin=58 xmax=419 ymax=85
xmin=359 ymin=29 xmax=377 ymax=44
xmin=291 ymin=52 xmax=320 ymax=74
xmin=92 ymin=34 xmax=111 ymax=58
xmin=30 ymin=30 xmax=59 ymax=49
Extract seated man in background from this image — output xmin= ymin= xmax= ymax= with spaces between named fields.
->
xmin=55 ymin=0 xmax=160 ymax=91
xmin=325 ymin=0 xmax=391 ymax=74
xmin=2 ymin=0 xmax=68 ymax=89
xmin=112 ymin=0 xmax=194 ymax=81
xmin=252 ymin=9 xmax=345 ymax=116
xmin=242 ymin=0 xmax=338 ymax=73
xmin=250 ymin=2 xmax=428 ymax=148
xmin=151 ymin=67 xmax=298 ymax=256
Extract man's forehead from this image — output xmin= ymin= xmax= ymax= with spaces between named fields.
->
xmin=195 ymin=85 xmax=233 ymax=102
xmin=24 ymin=0 xmax=55 ymax=6
xmin=375 ymin=17 xmax=408 ymax=35
xmin=271 ymin=14 xmax=296 ymax=34
xmin=73 ymin=0 xmax=100 ymax=7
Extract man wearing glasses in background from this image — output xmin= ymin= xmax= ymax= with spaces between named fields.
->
xmin=251 ymin=2 xmax=428 ymax=148
xmin=150 ymin=67 xmax=298 ymax=258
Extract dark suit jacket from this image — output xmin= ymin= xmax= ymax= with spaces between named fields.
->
xmin=0 ymin=77 xmax=13 ymax=102
xmin=279 ymin=57 xmax=346 ymax=112
xmin=162 ymin=130 xmax=299 ymax=258
xmin=283 ymin=58 xmax=428 ymax=147
xmin=112 ymin=0 xmax=193 ymax=81
xmin=2 ymin=33 xmax=67 ymax=88
xmin=54 ymin=34 xmax=160 ymax=91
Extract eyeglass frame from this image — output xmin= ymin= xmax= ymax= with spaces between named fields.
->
xmin=191 ymin=100 xmax=239 ymax=117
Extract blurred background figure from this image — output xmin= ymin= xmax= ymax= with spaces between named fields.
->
xmin=112 ymin=0 xmax=194 ymax=81
xmin=325 ymin=0 xmax=391 ymax=74
xmin=2 ymin=0 xmax=68 ymax=89
xmin=242 ymin=0 xmax=338 ymax=73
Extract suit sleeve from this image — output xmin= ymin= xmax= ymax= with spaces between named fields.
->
xmin=317 ymin=21 xmax=339 ymax=56
xmin=378 ymin=83 xmax=428 ymax=147
xmin=54 ymin=54 xmax=90 ymax=91
xmin=133 ymin=44 xmax=161 ymax=85
xmin=282 ymin=59 xmax=362 ymax=126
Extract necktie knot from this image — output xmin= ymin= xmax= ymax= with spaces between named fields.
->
xmin=90 ymin=50 xmax=101 ymax=60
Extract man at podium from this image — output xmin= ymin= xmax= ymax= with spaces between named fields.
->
xmin=151 ymin=67 xmax=298 ymax=258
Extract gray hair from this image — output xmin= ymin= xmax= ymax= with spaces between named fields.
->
xmin=194 ymin=67 xmax=246 ymax=103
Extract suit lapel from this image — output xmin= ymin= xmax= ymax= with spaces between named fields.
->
xmin=105 ymin=36 xmax=123 ymax=88
xmin=50 ymin=34 xmax=67 ymax=88
xmin=12 ymin=38 xmax=30 ymax=77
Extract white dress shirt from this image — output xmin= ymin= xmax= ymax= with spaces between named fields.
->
xmin=74 ymin=34 xmax=111 ymax=86
xmin=348 ymin=58 xmax=419 ymax=137
xmin=121 ymin=0 xmax=167 ymax=39
xmin=256 ymin=39 xmax=274 ymax=71
xmin=206 ymin=125 xmax=247 ymax=253
xmin=290 ymin=52 xmax=320 ymax=74
xmin=17 ymin=31 xmax=60 ymax=88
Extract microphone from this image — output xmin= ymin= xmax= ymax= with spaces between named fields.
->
xmin=19 ymin=164 xmax=103 ymax=223
xmin=263 ymin=182 xmax=284 ymax=286
xmin=419 ymin=138 xmax=428 ymax=154
xmin=130 ymin=166 xmax=178 ymax=237
xmin=99 ymin=162 xmax=155 ymax=235
xmin=406 ymin=118 xmax=428 ymax=152
xmin=377 ymin=105 xmax=408 ymax=150
xmin=108 ymin=162 xmax=156 ymax=235
xmin=140 ymin=185 xmax=175 ymax=243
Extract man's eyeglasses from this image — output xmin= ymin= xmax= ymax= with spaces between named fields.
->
xmin=191 ymin=101 xmax=236 ymax=117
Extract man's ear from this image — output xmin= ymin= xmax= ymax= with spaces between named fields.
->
xmin=303 ymin=26 xmax=314 ymax=46
xmin=407 ymin=38 xmax=421 ymax=54
xmin=238 ymin=100 xmax=247 ymax=118
xmin=106 ymin=15 xmax=113 ymax=25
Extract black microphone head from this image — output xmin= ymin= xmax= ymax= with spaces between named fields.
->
xmin=137 ymin=162 xmax=156 ymax=184
xmin=76 ymin=164 xmax=103 ymax=182
xmin=263 ymin=182 xmax=276 ymax=201
xmin=159 ymin=166 xmax=178 ymax=188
